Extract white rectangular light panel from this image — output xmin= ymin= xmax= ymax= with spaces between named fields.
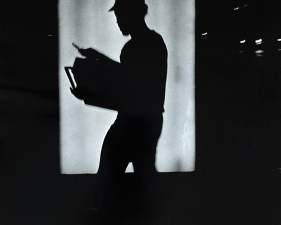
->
xmin=59 ymin=0 xmax=195 ymax=174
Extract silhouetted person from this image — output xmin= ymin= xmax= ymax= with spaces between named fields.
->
xmin=71 ymin=0 xmax=168 ymax=214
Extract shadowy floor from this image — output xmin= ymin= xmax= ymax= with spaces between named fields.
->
xmin=1 ymin=171 xmax=281 ymax=225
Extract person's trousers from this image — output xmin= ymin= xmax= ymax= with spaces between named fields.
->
xmin=97 ymin=113 xmax=163 ymax=212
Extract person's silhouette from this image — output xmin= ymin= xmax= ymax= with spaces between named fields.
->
xmin=71 ymin=0 xmax=168 ymax=212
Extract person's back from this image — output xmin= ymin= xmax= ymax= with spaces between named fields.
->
xmin=116 ymin=29 xmax=167 ymax=113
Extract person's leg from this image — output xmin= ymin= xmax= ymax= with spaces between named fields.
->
xmin=132 ymin=114 xmax=163 ymax=174
xmin=131 ymin=114 xmax=163 ymax=215
xmin=97 ymin=119 xmax=130 ymax=212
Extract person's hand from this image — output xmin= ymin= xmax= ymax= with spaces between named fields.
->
xmin=70 ymin=87 xmax=86 ymax=100
xmin=78 ymin=48 xmax=101 ymax=59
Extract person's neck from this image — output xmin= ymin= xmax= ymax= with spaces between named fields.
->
xmin=130 ymin=22 xmax=150 ymax=40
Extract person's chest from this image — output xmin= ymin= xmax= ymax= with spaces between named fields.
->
xmin=120 ymin=40 xmax=152 ymax=65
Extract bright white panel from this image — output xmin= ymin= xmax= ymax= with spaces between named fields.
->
xmin=59 ymin=0 xmax=195 ymax=174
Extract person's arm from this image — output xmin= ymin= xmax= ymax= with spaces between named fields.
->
xmin=70 ymin=48 xmax=122 ymax=110
xmin=78 ymin=48 xmax=120 ymax=70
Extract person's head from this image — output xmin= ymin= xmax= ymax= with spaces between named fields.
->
xmin=109 ymin=0 xmax=148 ymax=36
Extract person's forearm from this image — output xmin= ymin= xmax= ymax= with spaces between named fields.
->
xmin=79 ymin=47 xmax=120 ymax=69
xmin=99 ymin=54 xmax=120 ymax=70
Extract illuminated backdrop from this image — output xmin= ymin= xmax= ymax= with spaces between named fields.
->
xmin=59 ymin=0 xmax=195 ymax=173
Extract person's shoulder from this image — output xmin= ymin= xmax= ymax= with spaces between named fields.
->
xmin=149 ymin=30 xmax=164 ymax=43
xmin=145 ymin=30 xmax=164 ymax=45
xmin=148 ymin=30 xmax=167 ymax=52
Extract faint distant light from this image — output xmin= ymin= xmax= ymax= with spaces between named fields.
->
xmin=255 ymin=50 xmax=264 ymax=57
xmin=239 ymin=50 xmax=244 ymax=53
xmin=47 ymin=34 xmax=53 ymax=37
xmin=202 ymin=32 xmax=208 ymax=36
xmin=234 ymin=7 xmax=239 ymax=10
xmin=278 ymin=38 xmax=281 ymax=42
xmin=255 ymin=39 xmax=262 ymax=45
xmin=243 ymin=4 xmax=248 ymax=7
xmin=255 ymin=50 xmax=264 ymax=54
xmin=240 ymin=40 xmax=246 ymax=44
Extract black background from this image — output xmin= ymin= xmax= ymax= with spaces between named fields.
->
xmin=1 ymin=0 xmax=281 ymax=224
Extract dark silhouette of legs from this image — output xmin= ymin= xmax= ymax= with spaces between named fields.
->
xmin=97 ymin=113 xmax=163 ymax=212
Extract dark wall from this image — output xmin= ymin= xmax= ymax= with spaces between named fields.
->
xmin=195 ymin=0 xmax=281 ymax=174
xmin=0 ymin=0 xmax=58 ymax=90
xmin=0 ymin=0 xmax=60 ymax=178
